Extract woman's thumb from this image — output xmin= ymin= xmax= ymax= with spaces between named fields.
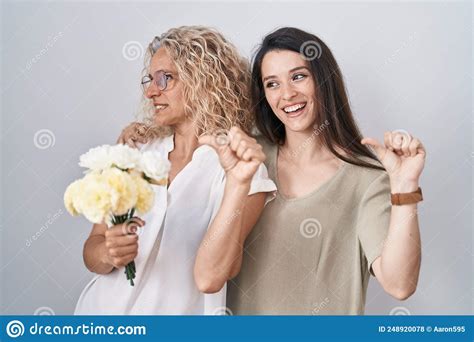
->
xmin=361 ymin=137 xmax=386 ymax=159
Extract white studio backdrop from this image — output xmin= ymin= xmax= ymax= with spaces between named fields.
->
xmin=1 ymin=0 xmax=472 ymax=315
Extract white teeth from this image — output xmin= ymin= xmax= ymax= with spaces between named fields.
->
xmin=155 ymin=105 xmax=166 ymax=110
xmin=284 ymin=103 xmax=305 ymax=113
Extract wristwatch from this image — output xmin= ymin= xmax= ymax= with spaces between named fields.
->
xmin=391 ymin=187 xmax=423 ymax=205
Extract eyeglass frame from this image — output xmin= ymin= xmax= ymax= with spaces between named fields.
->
xmin=141 ymin=70 xmax=175 ymax=93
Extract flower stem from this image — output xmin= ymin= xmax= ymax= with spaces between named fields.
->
xmin=125 ymin=263 xmax=135 ymax=286
xmin=111 ymin=208 xmax=137 ymax=286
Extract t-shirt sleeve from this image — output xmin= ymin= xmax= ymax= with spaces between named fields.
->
xmin=248 ymin=163 xmax=277 ymax=206
xmin=356 ymin=172 xmax=391 ymax=276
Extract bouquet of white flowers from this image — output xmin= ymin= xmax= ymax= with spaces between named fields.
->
xmin=64 ymin=144 xmax=170 ymax=286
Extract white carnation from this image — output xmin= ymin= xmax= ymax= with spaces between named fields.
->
xmin=139 ymin=151 xmax=171 ymax=182
xmin=79 ymin=144 xmax=143 ymax=172
xmin=109 ymin=144 xmax=142 ymax=170
xmin=79 ymin=145 xmax=113 ymax=171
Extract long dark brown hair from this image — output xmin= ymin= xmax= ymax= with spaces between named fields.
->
xmin=252 ymin=27 xmax=383 ymax=170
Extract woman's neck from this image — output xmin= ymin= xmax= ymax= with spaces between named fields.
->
xmin=281 ymin=128 xmax=334 ymax=165
xmin=171 ymin=120 xmax=199 ymax=158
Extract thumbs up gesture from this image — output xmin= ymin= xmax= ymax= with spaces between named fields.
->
xmin=199 ymin=126 xmax=266 ymax=185
xmin=361 ymin=130 xmax=426 ymax=192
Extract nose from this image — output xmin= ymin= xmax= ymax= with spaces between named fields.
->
xmin=281 ymin=82 xmax=297 ymax=101
xmin=145 ymin=81 xmax=162 ymax=99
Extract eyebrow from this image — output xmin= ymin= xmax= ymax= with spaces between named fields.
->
xmin=149 ymin=69 xmax=176 ymax=75
xmin=262 ymin=66 xmax=310 ymax=82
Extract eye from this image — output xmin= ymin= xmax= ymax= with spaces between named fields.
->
xmin=292 ymin=73 xmax=307 ymax=81
xmin=165 ymin=74 xmax=173 ymax=80
xmin=265 ymin=81 xmax=278 ymax=89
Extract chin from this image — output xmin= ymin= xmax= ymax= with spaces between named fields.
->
xmin=285 ymin=119 xmax=315 ymax=133
xmin=153 ymin=118 xmax=163 ymax=125
xmin=153 ymin=115 xmax=169 ymax=126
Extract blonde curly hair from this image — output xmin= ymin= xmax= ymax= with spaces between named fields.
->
xmin=136 ymin=26 xmax=253 ymax=140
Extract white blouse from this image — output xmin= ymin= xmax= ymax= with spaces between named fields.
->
xmin=74 ymin=134 xmax=277 ymax=315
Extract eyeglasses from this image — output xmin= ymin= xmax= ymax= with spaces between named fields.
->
xmin=141 ymin=70 xmax=173 ymax=93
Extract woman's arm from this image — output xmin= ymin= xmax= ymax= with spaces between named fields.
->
xmin=362 ymin=131 xmax=426 ymax=300
xmin=371 ymin=181 xmax=421 ymax=300
xmin=194 ymin=127 xmax=268 ymax=293
xmin=194 ymin=180 xmax=266 ymax=293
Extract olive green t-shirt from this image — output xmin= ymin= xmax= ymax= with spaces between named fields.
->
xmin=227 ymin=138 xmax=391 ymax=315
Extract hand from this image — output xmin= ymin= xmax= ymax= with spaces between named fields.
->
xmin=198 ymin=126 xmax=266 ymax=185
xmin=103 ymin=217 xmax=145 ymax=268
xmin=117 ymin=122 xmax=152 ymax=148
xmin=361 ymin=130 xmax=426 ymax=192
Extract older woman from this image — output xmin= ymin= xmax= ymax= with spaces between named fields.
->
xmin=75 ymin=26 xmax=276 ymax=315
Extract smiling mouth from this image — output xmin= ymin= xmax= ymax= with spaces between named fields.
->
xmin=154 ymin=104 xmax=168 ymax=112
xmin=282 ymin=102 xmax=306 ymax=116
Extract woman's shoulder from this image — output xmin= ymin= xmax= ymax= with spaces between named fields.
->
xmin=342 ymin=155 xmax=388 ymax=184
